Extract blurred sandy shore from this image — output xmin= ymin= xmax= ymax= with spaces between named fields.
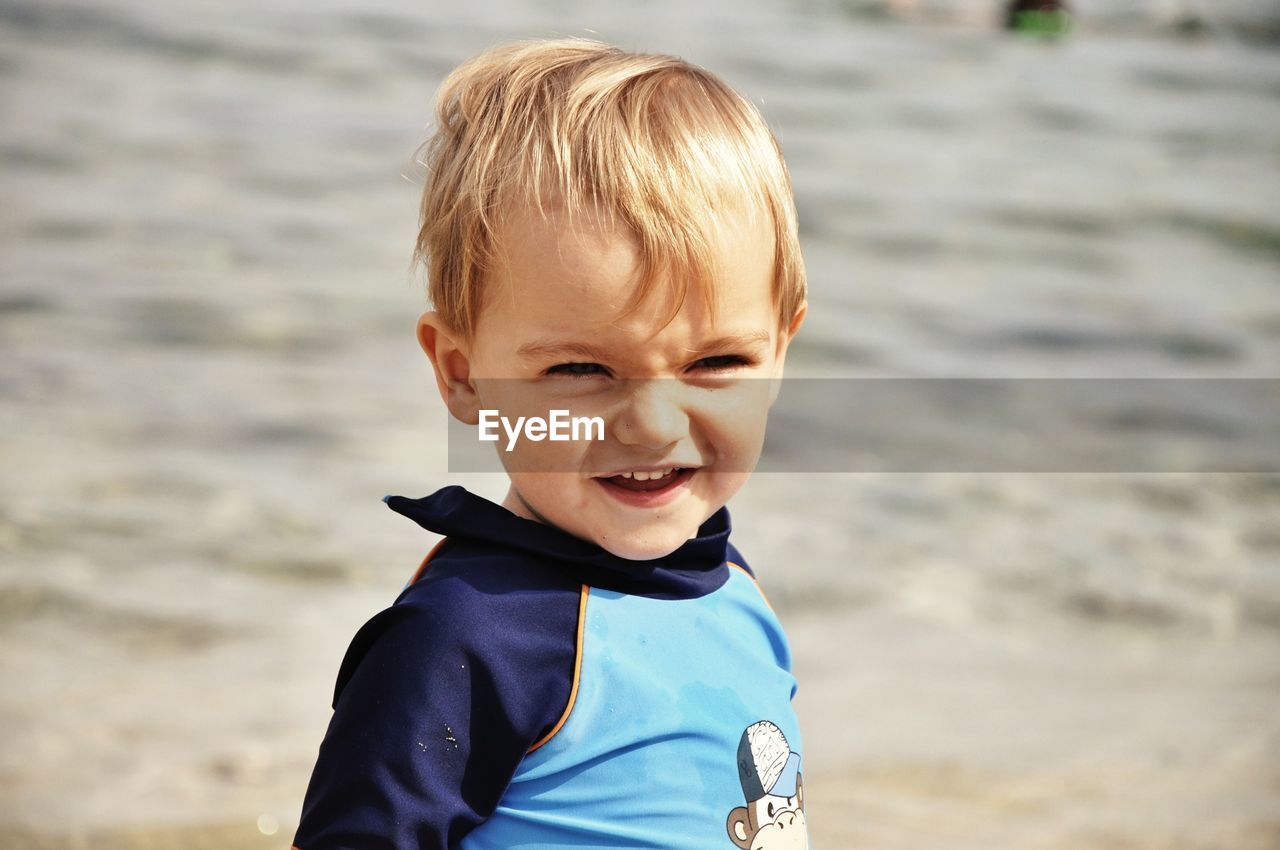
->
xmin=3 ymin=0 xmax=1279 ymax=848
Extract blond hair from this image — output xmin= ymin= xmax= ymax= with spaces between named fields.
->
xmin=414 ymin=37 xmax=806 ymax=340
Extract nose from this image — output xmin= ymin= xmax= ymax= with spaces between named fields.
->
xmin=613 ymin=379 xmax=689 ymax=451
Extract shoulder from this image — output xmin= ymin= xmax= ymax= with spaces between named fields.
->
xmin=333 ymin=541 xmax=585 ymax=717
xmin=402 ymin=536 xmax=584 ymax=603
xmin=401 ymin=538 xmax=584 ymax=644
xmin=295 ymin=544 xmax=587 ymax=847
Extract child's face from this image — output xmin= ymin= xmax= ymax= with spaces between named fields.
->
xmin=420 ymin=202 xmax=804 ymax=560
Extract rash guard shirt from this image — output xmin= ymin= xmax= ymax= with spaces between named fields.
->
xmin=293 ymin=486 xmax=810 ymax=850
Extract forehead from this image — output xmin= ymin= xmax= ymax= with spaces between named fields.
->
xmin=479 ymin=201 xmax=776 ymax=346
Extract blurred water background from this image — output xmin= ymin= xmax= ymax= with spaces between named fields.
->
xmin=2 ymin=0 xmax=1279 ymax=847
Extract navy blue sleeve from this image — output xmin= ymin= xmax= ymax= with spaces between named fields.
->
xmin=293 ymin=558 xmax=581 ymax=850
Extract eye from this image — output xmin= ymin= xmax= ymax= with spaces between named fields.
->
xmin=692 ymin=354 xmax=753 ymax=372
xmin=546 ymin=362 xmax=609 ymax=378
xmin=767 ymin=801 xmax=777 ymax=818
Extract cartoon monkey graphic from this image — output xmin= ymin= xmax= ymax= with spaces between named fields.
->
xmin=725 ymin=721 xmax=809 ymax=850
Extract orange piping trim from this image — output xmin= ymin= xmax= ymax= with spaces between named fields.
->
xmin=729 ymin=561 xmax=777 ymax=615
xmin=527 ymin=583 xmax=588 ymax=753
xmin=406 ymin=537 xmax=449 ymax=586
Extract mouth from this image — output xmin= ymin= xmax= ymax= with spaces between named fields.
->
xmin=593 ymin=467 xmax=698 ymax=505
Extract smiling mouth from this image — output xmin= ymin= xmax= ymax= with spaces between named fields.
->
xmin=596 ymin=467 xmax=696 ymax=493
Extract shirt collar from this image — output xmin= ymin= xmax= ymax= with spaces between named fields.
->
xmin=382 ymin=485 xmax=733 ymax=599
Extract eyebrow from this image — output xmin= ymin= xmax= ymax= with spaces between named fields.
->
xmin=691 ymin=329 xmax=773 ymax=355
xmin=517 ymin=340 xmax=612 ymax=362
xmin=516 ymin=330 xmax=772 ymax=362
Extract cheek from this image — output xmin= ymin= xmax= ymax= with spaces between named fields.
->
xmin=692 ymin=390 xmax=773 ymax=470
xmin=496 ymin=417 xmax=597 ymax=475
xmin=698 ymin=470 xmax=751 ymax=506
xmin=506 ymin=473 xmax=603 ymax=536
xmin=510 ymin=473 xmax=590 ymax=510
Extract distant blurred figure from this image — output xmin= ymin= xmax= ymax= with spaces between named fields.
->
xmin=1006 ymin=0 xmax=1072 ymax=35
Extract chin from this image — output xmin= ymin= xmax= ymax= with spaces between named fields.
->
xmin=595 ymin=526 xmax=692 ymax=561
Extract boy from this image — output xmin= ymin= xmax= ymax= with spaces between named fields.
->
xmin=293 ymin=37 xmax=809 ymax=850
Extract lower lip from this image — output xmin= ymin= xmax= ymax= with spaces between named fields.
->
xmin=594 ymin=468 xmax=696 ymax=508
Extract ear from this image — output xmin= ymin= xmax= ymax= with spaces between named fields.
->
xmin=416 ymin=310 xmax=482 ymax=426
xmin=768 ymin=299 xmax=807 ymax=406
xmin=725 ymin=806 xmax=755 ymax=850
xmin=775 ymin=300 xmax=807 ymax=364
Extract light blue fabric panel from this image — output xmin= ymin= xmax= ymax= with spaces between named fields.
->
xmin=462 ymin=569 xmax=805 ymax=850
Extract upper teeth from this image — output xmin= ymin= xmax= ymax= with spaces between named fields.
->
xmin=617 ymin=468 xmax=676 ymax=481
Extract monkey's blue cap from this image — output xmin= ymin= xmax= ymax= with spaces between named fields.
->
xmin=736 ymin=721 xmax=802 ymax=800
